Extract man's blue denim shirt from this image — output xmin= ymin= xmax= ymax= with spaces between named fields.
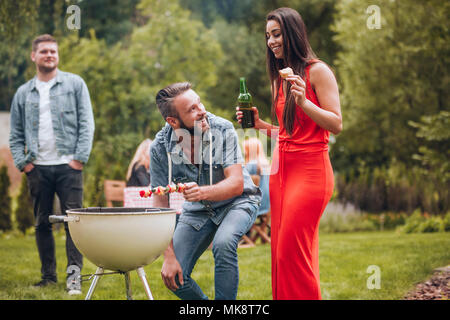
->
xmin=9 ymin=70 xmax=95 ymax=171
xmin=150 ymin=112 xmax=261 ymax=230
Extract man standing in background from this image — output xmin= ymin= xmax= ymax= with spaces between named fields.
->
xmin=9 ymin=34 xmax=95 ymax=295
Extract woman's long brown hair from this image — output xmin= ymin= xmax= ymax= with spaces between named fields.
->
xmin=266 ymin=7 xmax=317 ymax=136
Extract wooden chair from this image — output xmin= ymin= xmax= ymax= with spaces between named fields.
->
xmin=239 ymin=174 xmax=271 ymax=248
xmin=250 ymin=212 xmax=271 ymax=244
xmin=104 ymin=180 xmax=126 ymax=207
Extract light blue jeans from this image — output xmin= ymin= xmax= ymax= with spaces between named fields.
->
xmin=172 ymin=201 xmax=258 ymax=300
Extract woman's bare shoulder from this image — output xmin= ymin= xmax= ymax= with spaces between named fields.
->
xmin=309 ymin=61 xmax=336 ymax=88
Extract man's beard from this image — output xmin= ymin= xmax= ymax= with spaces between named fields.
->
xmin=178 ymin=117 xmax=195 ymax=135
xmin=37 ymin=64 xmax=57 ymax=74
xmin=178 ymin=116 xmax=208 ymax=136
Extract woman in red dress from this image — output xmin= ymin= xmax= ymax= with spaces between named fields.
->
xmin=237 ymin=7 xmax=342 ymax=300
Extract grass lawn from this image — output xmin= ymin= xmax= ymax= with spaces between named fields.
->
xmin=0 ymin=230 xmax=448 ymax=300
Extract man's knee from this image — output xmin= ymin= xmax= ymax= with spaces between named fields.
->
xmin=35 ymin=221 xmax=52 ymax=233
xmin=212 ymin=234 xmax=237 ymax=258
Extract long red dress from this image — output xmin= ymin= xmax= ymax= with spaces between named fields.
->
xmin=269 ymin=60 xmax=334 ymax=300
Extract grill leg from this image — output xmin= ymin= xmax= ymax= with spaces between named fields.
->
xmin=137 ymin=267 xmax=153 ymax=300
xmin=125 ymin=272 xmax=133 ymax=300
xmin=85 ymin=267 xmax=103 ymax=300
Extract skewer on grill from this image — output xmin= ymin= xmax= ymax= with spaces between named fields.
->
xmin=139 ymin=183 xmax=187 ymax=198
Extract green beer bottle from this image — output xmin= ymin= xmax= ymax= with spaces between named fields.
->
xmin=238 ymin=77 xmax=255 ymax=129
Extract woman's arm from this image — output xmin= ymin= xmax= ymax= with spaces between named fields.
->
xmin=286 ymin=62 xmax=342 ymax=135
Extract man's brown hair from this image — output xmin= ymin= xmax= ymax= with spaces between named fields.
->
xmin=155 ymin=82 xmax=192 ymax=120
xmin=32 ymin=34 xmax=57 ymax=52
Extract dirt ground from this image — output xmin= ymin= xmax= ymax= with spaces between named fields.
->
xmin=404 ymin=266 xmax=449 ymax=300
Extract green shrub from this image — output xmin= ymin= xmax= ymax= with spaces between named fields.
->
xmin=15 ymin=174 xmax=34 ymax=234
xmin=336 ymin=161 xmax=448 ymax=215
xmin=385 ymin=212 xmax=407 ymax=229
xmin=397 ymin=210 xmax=425 ymax=233
xmin=0 ymin=165 xmax=12 ymax=232
xmin=444 ymin=212 xmax=450 ymax=232
xmin=320 ymin=210 xmax=377 ymax=233
xmin=397 ymin=209 xmax=449 ymax=234
xmin=364 ymin=212 xmax=408 ymax=230
xmin=83 ymin=151 xmax=107 ymax=208
xmin=417 ymin=217 xmax=444 ymax=233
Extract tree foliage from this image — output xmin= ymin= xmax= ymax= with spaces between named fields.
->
xmin=180 ymin=0 xmax=338 ymax=120
xmin=54 ymin=0 xmax=222 ymax=206
xmin=332 ymin=0 xmax=449 ymax=169
xmin=0 ymin=0 xmax=39 ymax=111
xmin=2 ymin=0 xmax=448 ymax=213
xmin=77 ymin=0 xmax=140 ymax=45
xmin=331 ymin=0 xmax=449 ymax=213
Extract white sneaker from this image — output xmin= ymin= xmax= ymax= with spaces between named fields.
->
xmin=67 ymin=288 xmax=82 ymax=295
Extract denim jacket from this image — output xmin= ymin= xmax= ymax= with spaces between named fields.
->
xmin=150 ymin=112 xmax=261 ymax=230
xmin=9 ymin=70 xmax=95 ymax=171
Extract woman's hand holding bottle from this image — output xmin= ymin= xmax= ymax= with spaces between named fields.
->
xmin=236 ymin=106 xmax=261 ymax=129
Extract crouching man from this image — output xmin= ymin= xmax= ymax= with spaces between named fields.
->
xmin=150 ymin=82 xmax=261 ymax=300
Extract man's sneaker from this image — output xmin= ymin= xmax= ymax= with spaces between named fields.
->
xmin=33 ymin=279 xmax=57 ymax=287
xmin=66 ymin=265 xmax=82 ymax=295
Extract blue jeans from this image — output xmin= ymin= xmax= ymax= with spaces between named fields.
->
xmin=172 ymin=201 xmax=258 ymax=300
